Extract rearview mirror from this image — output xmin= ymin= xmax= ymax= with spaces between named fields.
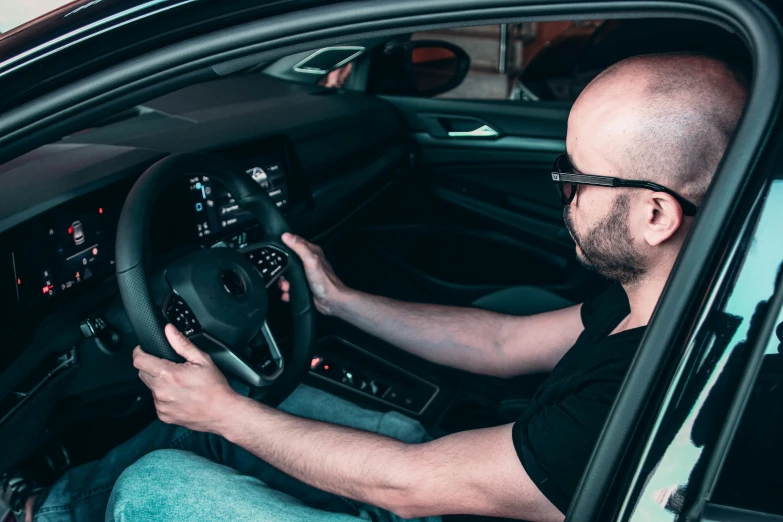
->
xmin=368 ymin=40 xmax=470 ymax=97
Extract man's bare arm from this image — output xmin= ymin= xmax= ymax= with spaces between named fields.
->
xmin=223 ymin=400 xmax=564 ymax=521
xmin=335 ymin=292 xmax=584 ymax=376
xmin=135 ymin=327 xmax=565 ymax=521
xmin=281 ymin=233 xmax=584 ymax=377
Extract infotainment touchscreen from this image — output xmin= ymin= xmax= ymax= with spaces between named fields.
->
xmin=189 ymin=154 xmax=290 ymax=238
xmin=14 ymin=204 xmax=116 ymax=306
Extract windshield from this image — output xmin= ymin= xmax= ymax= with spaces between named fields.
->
xmin=0 ymin=0 xmax=73 ymax=33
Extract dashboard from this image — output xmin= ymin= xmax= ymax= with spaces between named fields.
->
xmin=9 ymin=151 xmax=293 ymax=309
xmin=0 ymin=66 xmax=415 ymax=483
xmin=0 ymin=71 xmax=412 ymax=476
xmin=0 ymin=136 xmax=309 ymax=369
xmin=0 ymin=72 xmax=407 ymax=376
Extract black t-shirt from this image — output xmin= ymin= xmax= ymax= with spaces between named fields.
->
xmin=512 ymin=283 xmax=646 ymax=513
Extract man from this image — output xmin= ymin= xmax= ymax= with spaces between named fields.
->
xmin=8 ymin=52 xmax=746 ymax=522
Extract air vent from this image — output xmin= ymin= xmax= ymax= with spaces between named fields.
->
xmin=293 ymin=47 xmax=365 ymax=74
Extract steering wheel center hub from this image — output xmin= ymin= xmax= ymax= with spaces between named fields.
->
xmin=166 ymin=248 xmax=267 ymax=349
xmin=222 ymin=268 xmax=247 ymax=296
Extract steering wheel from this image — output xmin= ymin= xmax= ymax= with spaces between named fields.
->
xmin=115 ymin=152 xmax=315 ymax=404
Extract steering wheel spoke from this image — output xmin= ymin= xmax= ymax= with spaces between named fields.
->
xmin=162 ymin=289 xmax=283 ymax=386
xmin=185 ymin=331 xmax=263 ymax=388
xmin=258 ymin=321 xmax=284 ymax=381
xmin=243 ymin=244 xmax=290 ymax=287
xmin=163 ymin=292 xmax=203 ymax=338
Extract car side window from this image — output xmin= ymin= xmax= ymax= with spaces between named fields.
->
xmin=270 ymin=19 xmax=748 ymax=101
xmin=406 ymin=22 xmax=602 ymax=101
xmin=395 ymin=18 xmax=749 ymax=101
xmin=705 ymin=292 xmax=783 ymax=517
xmin=651 ymin=266 xmax=783 ymax=519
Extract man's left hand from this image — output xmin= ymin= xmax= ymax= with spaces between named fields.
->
xmin=133 ymin=324 xmax=241 ymax=434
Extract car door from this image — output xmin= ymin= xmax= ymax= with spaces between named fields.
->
xmin=324 ymin=22 xmax=610 ymax=313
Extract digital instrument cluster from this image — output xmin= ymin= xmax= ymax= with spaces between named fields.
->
xmin=12 ymin=202 xmax=118 ymax=306
xmin=4 ymin=142 xmax=300 ymax=317
xmin=189 ymin=153 xmax=291 ymax=238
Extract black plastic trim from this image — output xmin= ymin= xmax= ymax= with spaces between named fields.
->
xmin=702 ymin=503 xmax=783 ymax=522
xmin=413 ymin=132 xmax=564 ymax=152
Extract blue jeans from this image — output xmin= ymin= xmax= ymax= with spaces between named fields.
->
xmin=33 ymin=385 xmax=438 ymax=522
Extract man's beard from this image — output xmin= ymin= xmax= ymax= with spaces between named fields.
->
xmin=563 ymin=194 xmax=646 ymax=285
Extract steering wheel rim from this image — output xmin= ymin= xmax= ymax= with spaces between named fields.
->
xmin=115 ymin=152 xmax=315 ymax=404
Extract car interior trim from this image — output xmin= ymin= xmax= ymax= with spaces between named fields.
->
xmin=309 ymin=336 xmax=440 ymax=416
xmin=292 ymin=46 xmax=366 ymax=74
xmin=0 ymin=350 xmax=76 ymax=428
xmin=413 ymin=132 xmax=564 ymax=152
xmin=0 ymin=0 xmax=198 ymax=79
xmin=702 ymin=503 xmax=783 ymax=522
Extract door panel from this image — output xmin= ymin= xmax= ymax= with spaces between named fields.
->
xmin=333 ymin=95 xmax=604 ymax=307
xmin=386 ymin=96 xmax=572 ymax=138
xmin=428 ymin=163 xmax=573 ymax=252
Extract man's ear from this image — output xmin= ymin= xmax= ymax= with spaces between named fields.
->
xmin=642 ymin=192 xmax=684 ymax=246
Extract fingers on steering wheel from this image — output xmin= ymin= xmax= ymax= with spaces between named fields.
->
xmin=308 ymin=241 xmax=324 ymax=256
xmin=283 ymin=232 xmax=322 ymax=259
xmin=164 ymin=324 xmax=207 ymax=363
xmin=276 ymin=276 xmax=291 ymax=302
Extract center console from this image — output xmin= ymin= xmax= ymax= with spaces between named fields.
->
xmin=310 ymin=336 xmax=439 ymax=416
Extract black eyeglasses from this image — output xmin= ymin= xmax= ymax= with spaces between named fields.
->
xmin=551 ymin=153 xmax=698 ymax=216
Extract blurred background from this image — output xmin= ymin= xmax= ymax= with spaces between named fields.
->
xmin=0 ymin=0 xmax=72 ymax=33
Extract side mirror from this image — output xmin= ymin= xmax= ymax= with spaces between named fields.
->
xmin=368 ymin=40 xmax=470 ymax=97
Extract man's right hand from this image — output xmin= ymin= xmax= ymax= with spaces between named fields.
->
xmin=278 ymin=232 xmax=348 ymax=316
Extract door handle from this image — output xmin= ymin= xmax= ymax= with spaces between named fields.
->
xmin=447 ymin=124 xmax=500 ymax=138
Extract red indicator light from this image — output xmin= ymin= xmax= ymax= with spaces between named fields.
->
xmin=92 ymin=247 xmax=98 ymax=256
xmin=42 ymin=285 xmax=53 ymax=294
xmin=68 ymin=226 xmax=74 ymax=235
xmin=17 ymin=279 xmax=21 ymax=285
xmin=99 ymin=207 xmax=104 ymax=214
xmin=323 ymin=365 xmax=330 ymax=371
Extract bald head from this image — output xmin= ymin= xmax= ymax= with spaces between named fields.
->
xmin=569 ymin=53 xmax=747 ymax=204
